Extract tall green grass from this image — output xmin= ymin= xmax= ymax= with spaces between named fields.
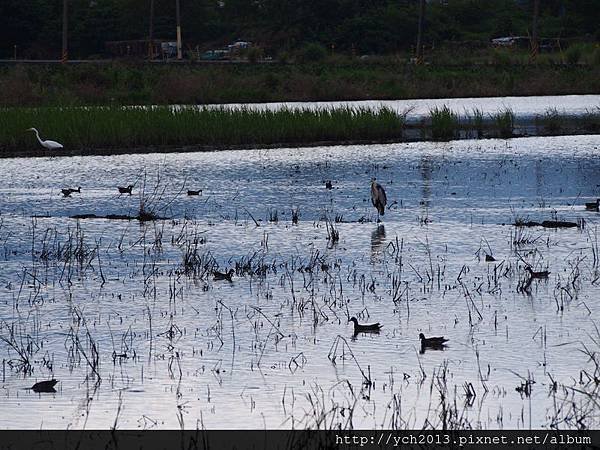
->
xmin=430 ymin=105 xmax=459 ymax=140
xmin=469 ymin=108 xmax=485 ymax=138
xmin=536 ymin=107 xmax=562 ymax=134
xmin=493 ymin=108 xmax=515 ymax=138
xmin=0 ymin=105 xmax=405 ymax=152
xmin=581 ymin=107 xmax=600 ymax=132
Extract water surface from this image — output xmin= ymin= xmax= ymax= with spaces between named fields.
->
xmin=1 ymin=135 xmax=599 ymax=429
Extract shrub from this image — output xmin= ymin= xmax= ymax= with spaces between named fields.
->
xmin=297 ymin=43 xmax=328 ymax=63
xmin=245 ymin=47 xmax=264 ymax=63
xmin=564 ymin=44 xmax=583 ymax=65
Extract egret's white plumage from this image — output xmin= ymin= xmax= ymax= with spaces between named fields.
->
xmin=27 ymin=128 xmax=63 ymax=150
xmin=371 ymin=178 xmax=387 ymax=221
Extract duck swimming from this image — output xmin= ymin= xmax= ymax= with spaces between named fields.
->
xmin=214 ymin=269 xmax=234 ymax=281
xmin=419 ymin=333 xmax=448 ymax=348
xmin=349 ymin=317 xmax=382 ymax=334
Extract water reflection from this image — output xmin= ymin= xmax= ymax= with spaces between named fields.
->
xmin=370 ymin=225 xmax=386 ymax=261
xmin=419 ymin=156 xmax=433 ymax=211
xmin=351 ymin=328 xmax=381 ymax=341
xmin=419 ymin=343 xmax=448 ymax=354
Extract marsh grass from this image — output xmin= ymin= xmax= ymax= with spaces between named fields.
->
xmin=493 ymin=108 xmax=515 ymax=138
xmin=536 ymin=107 xmax=562 ymax=134
xmin=430 ymin=105 xmax=459 ymax=140
xmin=471 ymin=108 xmax=485 ymax=138
xmin=0 ymin=105 xmax=405 ymax=152
xmin=581 ymin=107 xmax=600 ymax=132
xmin=1 ymin=103 xmax=596 ymax=154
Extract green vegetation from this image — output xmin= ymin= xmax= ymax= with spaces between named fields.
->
xmin=430 ymin=106 xmax=459 ymax=140
xmin=0 ymin=105 xmax=405 ymax=153
xmin=2 ymin=104 xmax=597 ymax=157
xmin=537 ymin=107 xmax=562 ymax=134
xmin=470 ymin=108 xmax=485 ymax=138
xmin=493 ymin=108 xmax=515 ymax=138
xmin=1 ymin=62 xmax=598 ymax=108
xmin=582 ymin=107 xmax=600 ymax=132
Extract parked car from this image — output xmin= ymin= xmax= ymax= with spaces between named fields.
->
xmin=200 ymin=49 xmax=230 ymax=60
xmin=491 ymin=36 xmax=529 ymax=48
xmin=228 ymin=41 xmax=252 ymax=51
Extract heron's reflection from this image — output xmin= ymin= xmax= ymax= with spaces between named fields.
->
xmin=370 ymin=224 xmax=386 ymax=260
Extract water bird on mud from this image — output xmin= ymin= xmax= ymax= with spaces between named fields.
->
xmin=370 ymin=178 xmax=387 ymax=222
xmin=26 ymin=128 xmax=63 ymax=151
xmin=213 ymin=269 xmax=234 ymax=281
xmin=118 ymin=185 xmax=134 ymax=195
xmin=30 ymin=379 xmax=59 ymax=393
xmin=525 ymin=266 xmax=550 ymax=279
xmin=349 ymin=317 xmax=382 ymax=334
xmin=61 ymin=187 xmax=80 ymax=197
xmin=585 ymin=199 xmax=600 ymax=211
xmin=187 ymin=190 xmax=202 ymax=196
xmin=419 ymin=333 xmax=448 ymax=349
xmin=325 ymin=180 xmax=333 ymax=190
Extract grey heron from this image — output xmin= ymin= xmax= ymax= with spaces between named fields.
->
xmin=370 ymin=178 xmax=387 ymax=222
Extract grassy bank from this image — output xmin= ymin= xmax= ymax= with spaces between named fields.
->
xmin=0 ymin=61 xmax=599 ymax=107
xmin=0 ymin=105 xmax=405 ymax=154
xmin=1 ymin=105 xmax=598 ymax=157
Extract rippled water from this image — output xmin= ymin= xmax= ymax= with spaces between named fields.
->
xmin=1 ymin=135 xmax=600 ymax=429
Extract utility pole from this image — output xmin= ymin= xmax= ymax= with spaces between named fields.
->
xmin=415 ymin=0 xmax=425 ymax=64
xmin=175 ymin=0 xmax=182 ymax=60
xmin=148 ymin=0 xmax=154 ymax=59
xmin=62 ymin=0 xmax=68 ymax=62
xmin=530 ymin=0 xmax=540 ymax=61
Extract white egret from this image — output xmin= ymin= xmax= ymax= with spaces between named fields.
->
xmin=27 ymin=128 xmax=64 ymax=150
xmin=370 ymin=178 xmax=387 ymax=222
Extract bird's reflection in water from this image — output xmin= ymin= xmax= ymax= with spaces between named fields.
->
xmin=419 ymin=343 xmax=448 ymax=354
xmin=370 ymin=225 xmax=386 ymax=262
xmin=350 ymin=329 xmax=381 ymax=341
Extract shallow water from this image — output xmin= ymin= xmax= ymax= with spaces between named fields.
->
xmin=1 ymin=135 xmax=600 ymax=430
